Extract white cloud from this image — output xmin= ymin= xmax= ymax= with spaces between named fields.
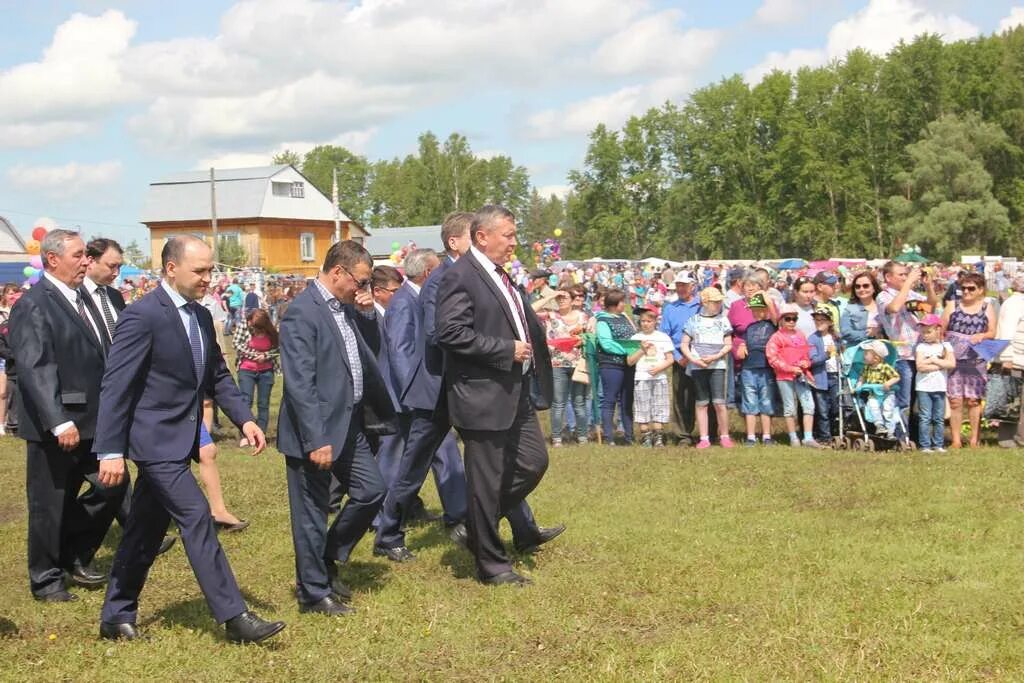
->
xmin=999 ymin=6 xmax=1024 ymax=32
xmin=755 ymin=0 xmax=804 ymax=25
xmin=536 ymin=184 xmax=571 ymax=200
xmin=592 ymin=10 xmax=721 ymax=76
xmin=744 ymin=0 xmax=979 ymax=84
xmin=6 ymin=161 xmax=123 ymax=199
xmin=0 ymin=10 xmax=136 ymax=148
xmin=195 ymin=127 xmax=379 ymax=169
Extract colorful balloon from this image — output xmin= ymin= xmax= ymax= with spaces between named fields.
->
xmin=27 ymin=274 xmax=40 ymax=285
xmin=29 ymin=255 xmax=42 ymax=269
xmin=31 ymin=227 xmax=47 ymax=241
xmin=554 ymin=228 xmax=562 ymax=237
xmin=25 ymin=239 xmax=40 ymax=255
xmin=23 ymin=266 xmax=35 ymax=277
xmin=391 ymin=241 xmax=401 ymax=250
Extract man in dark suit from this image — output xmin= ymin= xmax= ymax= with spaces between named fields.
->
xmin=11 ymin=229 xmax=125 ymax=601
xmin=436 ymin=206 xmax=560 ymax=586
xmin=93 ymin=236 xmax=283 ymax=643
xmin=374 ymin=247 xmax=467 ymax=560
xmin=79 ymin=237 xmax=177 ymax=555
xmin=277 ymin=240 xmax=396 ymax=616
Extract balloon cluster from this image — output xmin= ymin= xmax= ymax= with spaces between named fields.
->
xmin=389 ymin=240 xmax=417 ymax=265
xmin=23 ymin=218 xmax=57 ymax=286
xmin=531 ymin=238 xmax=561 ymax=266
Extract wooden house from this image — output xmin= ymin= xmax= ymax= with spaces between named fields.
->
xmin=141 ymin=165 xmax=368 ymax=275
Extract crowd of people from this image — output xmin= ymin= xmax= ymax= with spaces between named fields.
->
xmin=527 ymin=258 xmax=1024 ymax=452
xmin=6 ymin=208 xmax=1023 ymax=647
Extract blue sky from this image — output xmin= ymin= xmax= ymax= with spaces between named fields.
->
xmin=1 ymin=0 xmax=1021 ymax=249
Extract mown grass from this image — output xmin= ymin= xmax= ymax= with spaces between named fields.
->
xmin=1 ymin=423 xmax=1024 ymax=680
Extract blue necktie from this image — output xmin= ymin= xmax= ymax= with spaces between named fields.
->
xmin=187 ymin=303 xmax=204 ymax=384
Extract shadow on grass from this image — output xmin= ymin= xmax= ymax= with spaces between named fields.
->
xmin=147 ymin=589 xmax=281 ymax=639
xmin=340 ymin=560 xmax=391 ymax=594
xmin=0 ymin=616 xmax=18 ymax=638
xmin=408 ymin=522 xmax=457 ymax=554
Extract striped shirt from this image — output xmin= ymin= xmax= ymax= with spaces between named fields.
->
xmin=313 ymin=279 xmax=363 ymax=403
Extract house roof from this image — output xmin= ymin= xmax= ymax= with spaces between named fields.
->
xmin=141 ymin=164 xmax=354 ymax=224
xmin=364 ymin=226 xmax=443 ymax=256
xmin=0 ymin=216 xmax=27 ymax=255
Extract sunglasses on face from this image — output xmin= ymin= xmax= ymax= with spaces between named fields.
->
xmin=340 ymin=265 xmax=371 ymax=290
xmin=962 ymin=285 xmax=979 ymax=292
xmin=854 ymin=283 xmax=873 ymax=289
xmin=781 ymin=315 xmax=798 ymax=322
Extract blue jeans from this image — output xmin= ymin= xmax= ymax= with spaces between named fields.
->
xmin=551 ymin=366 xmax=588 ymax=440
xmin=916 ymin=390 xmax=946 ymax=449
xmin=599 ymin=365 xmax=634 ymax=443
xmin=894 ymin=360 xmax=915 ymax=438
xmin=237 ymin=368 xmax=275 ymax=431
xmin=813 ymin=375 xmax=839 ymax=442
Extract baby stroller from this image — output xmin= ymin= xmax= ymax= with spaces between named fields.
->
xmin=836 ymin=339 xmax=915 ymax=452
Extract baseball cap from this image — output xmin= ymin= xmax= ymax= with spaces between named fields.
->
xmin=673 ymin=272 xmax=695 ymax=285
xmin=919 ymin=313 xmax=942 ymax=327
xmin=728 ymin=266 xmax=746 ymax=281
xmin=530 ymin=269 xmax=552 ymax=280
xmin=700 ymin=287 xmax=724 ymax=303
xmin=779 ymin=303 xmax=799 ymax=316
xmin=746 ymin=292 xmax=768 ymax=308
xmin=812 ymin=305 xmax=833 ymax=318
xmin=813 ymin=272 xmax=838 ymax=285
xmin=863 ymin=340 xmax=888 ymax=358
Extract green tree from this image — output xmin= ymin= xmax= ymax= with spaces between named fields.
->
xmin=217 ymin=238 xmax=250 ymax=268
xmin=300 ymin=145 xmax=373 ymax=226
xmin=889 ymin=112 xmax=1012 ymax=261
xmin=122 ymin=239 xmax=150 ymax=269
xmin=272 ymin=149 xmax=302 ymax=167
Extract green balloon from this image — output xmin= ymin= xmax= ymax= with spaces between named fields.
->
xmin=23 ymin=266 xmax=34 ymax=277
xmin=391 ymin=241 xmax=401 ymax=250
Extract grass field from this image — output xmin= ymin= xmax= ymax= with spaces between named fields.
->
xmin=2 ymin=422 xmax=1024 ymax=680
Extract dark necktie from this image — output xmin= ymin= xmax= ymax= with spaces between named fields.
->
xmin=96 ymin=287 xmax=116 ymax=342
xmin=187 ymin=303 xmax=205 ymax=383
xmin=495 ymin=266 xmax=532 ymax=368
xmin=75 ymin=292 xmax=101 ymax=344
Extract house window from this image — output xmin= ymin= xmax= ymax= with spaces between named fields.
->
xmin=300 ymin=233 xmax=315 ymax=262
xmin=290 ymin=181 xmax=305 ymax=198
xmin=272 ymin=181 xmax=290 ymax=197
xmin=219 ymin=232 xmax=240 ymax=245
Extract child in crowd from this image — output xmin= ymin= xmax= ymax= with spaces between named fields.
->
xmin=629 ymin=308 xmax=675 ymax=447
xmin=766 ymin=303 xmax=823 ymax=448
xmin=914 ymin=314 xmax=956 ymax=452
xmin=737 ymin=292 xmax=777 ymax=446
xmin=857 ymin=340 xmax=901 ymax=439
xmin=809 ymin=305 xmax=841 ymax=445
xmin=682 ymin=287 xmax=734 ymax=449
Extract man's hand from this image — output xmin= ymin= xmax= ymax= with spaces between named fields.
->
xmin=513 ymin=341 xmax=532 ymax=362
xmin=676 ymin=357 xmax=689 ymax=367
xmin=354 ymin=289 xmax=374 ymax=311
xmin=57 ymin=425 xmax=80 ymax=452
xmin=309 ymin=444 xmax=333 ymax=470
xmin=98 ymin=457 xmax=126 ymax=488
xmin=240 ymin=421 xmax=266 ymax=455
xmin=691 ymin=358 xmax=708 ymax=369
xmin=906 ymin=267 xmax=922 ymax=288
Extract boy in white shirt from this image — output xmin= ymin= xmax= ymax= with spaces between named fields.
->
xmin=630 ymin=308 xmax=675 ymax=447
xmin=914 ymin=313 xmax=956 ymax=452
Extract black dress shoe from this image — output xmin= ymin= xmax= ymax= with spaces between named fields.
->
xmin=325 ymin=562 xmax=353 ymax=602
xmin=514 ymin=524 xmax=567 ymax=554
xmin=479 ymin=570 xmax=532 ymax=587
xmin=224 ymin=610 xmax=286 ymax=644
xmin=373 ymin=545 xmax=415 ymax=562
xmin=407 ymin=498 xmax=443 ymax=524
xmin=156 ymin=535 xmax=177 ymax=556
xmin=100 ymin=621 xmax=140 ymax=641
xmin=35 ymin=589 xmax=78 ymax=603
xmin=214 ymin=519 xmax=250 ymax=533
xmin=69 ymin=562 xmax=106 ymax=588
xmin=448 ymin=522 xmax=469 ymax=550
xmin=299 ymin=595 xmax=356 ymax=616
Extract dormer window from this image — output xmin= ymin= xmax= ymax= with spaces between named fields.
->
xmin=272 ymin=180 xmax=304 ymax=198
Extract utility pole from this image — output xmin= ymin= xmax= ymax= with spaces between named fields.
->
xmin=210 ymin=167 xmax=219 ymax=262
xmin=332 ymin=167 xmax=341 ymax=244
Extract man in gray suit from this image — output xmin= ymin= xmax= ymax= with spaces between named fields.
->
xmin=277 ymin=241 xmax=397 ymax=616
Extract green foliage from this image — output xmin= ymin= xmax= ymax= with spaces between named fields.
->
xmin=889 ymin=112 xmax=1012 ymax=261
xmin=569 ymin=29 xmax=1024 ymax=260
xmin=121 ymin=239 xmax=149 ymax=270
xmin=216 ymin=237 xmax=249 ymax=268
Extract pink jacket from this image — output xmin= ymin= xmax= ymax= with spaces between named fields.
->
xmin=766 ymin=329 xmax=814 ymax=382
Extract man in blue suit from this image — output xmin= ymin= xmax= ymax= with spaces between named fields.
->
xmin=277 ymin=240 xmax=397 ymax=617
xmin=374 ymin=248 xmax=468 ymax=560
xmin=94 ymin=236 xmax=284 ymax=643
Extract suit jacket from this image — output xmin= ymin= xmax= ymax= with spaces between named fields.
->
xmin=92 ymin=285 xmax=253 ymax=462
xmin=386 ymin=281 xmax=430 ymax=412
xmin=276 ymin=283 xmax=397 ymax=460
xmin=104 ymin=284 xmax=127 ymax=313
xmin=375 ymin=309 xmax=401 ymax=410
xmin=435 ymin=252 xmax=553 ymax=432
xmin=415 ymin=257 xmax=453 ymax=411
xmin=10 ymin=276 xmax=109 ymax=442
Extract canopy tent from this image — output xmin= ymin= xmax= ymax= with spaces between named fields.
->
xmin=894 ymin=252 xmax=927 ymax=264
xmin=636 ymin=257 xmax=685 ymax=269
xmin=776 ymin=258 xmax=807 ymax=270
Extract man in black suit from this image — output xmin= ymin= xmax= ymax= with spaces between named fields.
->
xmin=436 ymin=205 xmax=558 ymax=586
xmin=10 ymin=229 xmax=126 ymax=601
xmin=94 ymin=236 xmax=283 ymax=643
xmin=277 ymin=240 xmax=396 ymax=616
xmin=79 ymin=237 xmax=177 ymax=555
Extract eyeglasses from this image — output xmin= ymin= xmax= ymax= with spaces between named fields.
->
xmin=572 ymin=295 xmax=584 ymax=300
xmin=780 ymin=315 xmax=798 ymax=322
xmin=339 ymin=265 xmax=370 ymax=290
xmin=375 ymin=286 xmax=400 ymax=294
xmin=962 ymin=285 xmax=979 ymax=292
xmin=854 ymin=283 xmax=874 ymax=290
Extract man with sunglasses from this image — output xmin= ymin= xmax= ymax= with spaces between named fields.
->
xmin=877 ymin=261 xmax=938 ymax=437
xmin=277 ymin=240 xmax=398 ymax=616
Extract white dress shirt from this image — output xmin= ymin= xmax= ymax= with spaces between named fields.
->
xmin=83 ymin=276 xmax=118 ymax=326
xmin=470 ymin=245 xmax=529 ymax=373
